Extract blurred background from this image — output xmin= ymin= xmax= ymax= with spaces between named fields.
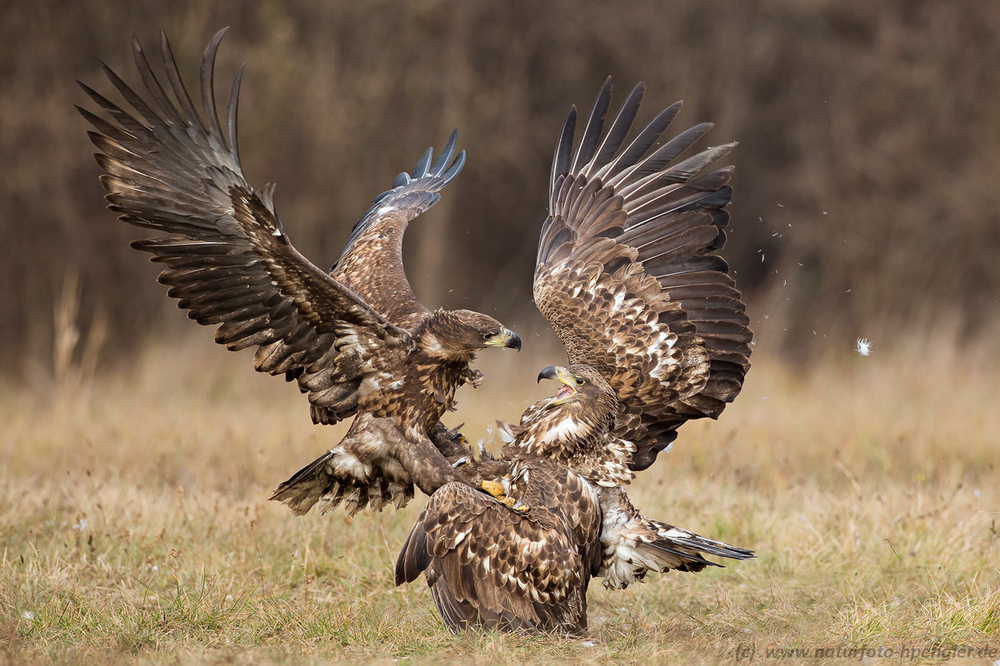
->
xmin=3 ymin=0 xmax=1000 ymax=379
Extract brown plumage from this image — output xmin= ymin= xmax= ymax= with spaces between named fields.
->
xmin=396 ymin=364 xmax=754 ymax=635
xmin=398 ymin=80 xmax=755 ymax=634
xmin=79 ymin=29 xmax=520 ymax=515
xmin=535 ymin=79 xmax=753 ymax=471
xmin=396 ymin=464 xmax=602 ymax=634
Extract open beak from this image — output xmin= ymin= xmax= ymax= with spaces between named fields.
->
xmin=487 ymin=328 xmax=522 ymax=352
xmin=537 ymin=365 xmax=576 ymax=404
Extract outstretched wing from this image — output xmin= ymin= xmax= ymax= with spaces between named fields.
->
xmin=395 ymin=477 xmax=599 ymax=635
xmin=79 ymin=29 xmax=411 ymax=422
xmin=534 ymin=79 xmax=753 ymax=471
xmin=332 ymin=132 xmax=466 ymax=330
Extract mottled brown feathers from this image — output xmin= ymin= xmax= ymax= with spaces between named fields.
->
xmin=535 ymin=78 xmax=753 ymax=471
xmin=396 ymin=468 xmax=602 ymax=634
xmin=81 ymin=30 xmax=517 ymax=515
xmin=397 ymin=364 xmax=753 ymax=635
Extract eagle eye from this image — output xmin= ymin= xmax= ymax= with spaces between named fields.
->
xmin=575 ymin=377 xmax=585 ymax=386
xmin=483 ymin=332 xmax=495 ymax=341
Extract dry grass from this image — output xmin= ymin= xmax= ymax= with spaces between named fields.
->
xmin=2 ymin=332 xmax=999 ymax=664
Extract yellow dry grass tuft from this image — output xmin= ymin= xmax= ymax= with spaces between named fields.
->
xmin=1 ymin=332 xmax=998 ymax=664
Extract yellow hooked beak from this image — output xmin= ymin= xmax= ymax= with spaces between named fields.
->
xmin=537 ymin=365 xmax=578 ymax=405
xmin=486 ymin=328 xmax=522 ymax=352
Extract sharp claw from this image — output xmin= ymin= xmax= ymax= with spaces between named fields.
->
xmin=500 ymin=496 xmax=529 ymax=512
xmin=481 ymin=478 xmax=526 ymax=511
xmin=480 ymin=480 xmax=505 ymax=498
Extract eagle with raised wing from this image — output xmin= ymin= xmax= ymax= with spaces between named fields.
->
xmin=80 ymin=29 xmax=521 ymax=514
xmin=396 ymin=81 xmax=754 ymax=634
xmin=536 ymin=78 xmax=752 ymax=472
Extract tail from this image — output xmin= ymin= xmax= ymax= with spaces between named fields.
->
xmin=395 ymin=495 xmax=486 ymax=634
xmin=270 ymin=445 xmax=414 ymax=516
xmin=395 ymin=508 xmax=433 ymax=586
xmin=602 ymin=513 xmax=753 ymax=589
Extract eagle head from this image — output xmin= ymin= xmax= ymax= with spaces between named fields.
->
xmin=511 ymin=364 xmax=620 ymax=455
xmin=420 ymin=309 xmax=521 ymax=359
xmin=537 ymin=364 xmax=616 ymax=409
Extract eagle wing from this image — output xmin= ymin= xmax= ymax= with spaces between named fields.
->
xmin=534 ymin=79 xmax=753 ymax=471
xmin=79 ymin=29 xmax=415 ymax=421
xmin=331 ymin=131 xmax=465 ymax=330
xmin=396 ymin=469 xmax=602 ymax=635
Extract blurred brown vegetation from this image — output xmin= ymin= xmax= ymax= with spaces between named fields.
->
xmin=3 ymin=0 xmax=1000 ymax=376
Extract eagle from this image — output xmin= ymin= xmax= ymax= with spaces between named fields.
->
xmin=397 ymin=365 xmax=753 ymax=634
xmin=79 ymin=29 xmax=521 ymax=513
xmin=271 ymin=76 xmax=753 ymax=519
xmin=395 ymin=80 xmax=754 ymax=634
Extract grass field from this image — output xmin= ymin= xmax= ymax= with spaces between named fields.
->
xmin=2 ymin=331 xmax=999 ymax=664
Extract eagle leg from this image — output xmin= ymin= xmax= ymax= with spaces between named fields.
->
xmin=502 ymin=496 xmax=530 ymax=512
xmin=379 ymin=420 xmax=462 ymax=497
xmin=428 ymin=421 xmax=479 ymax=465
xmin=480 ymin=479 xmax=505 ymax=497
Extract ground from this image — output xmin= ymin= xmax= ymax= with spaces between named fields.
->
xmin=1 ymin=332 xmax=998 ymax=664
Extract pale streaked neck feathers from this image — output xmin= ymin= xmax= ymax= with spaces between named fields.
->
xmin=505 ymin=390 xmax=634 ymax=487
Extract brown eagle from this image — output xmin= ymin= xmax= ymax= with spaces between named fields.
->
xmin=395 ymin=80 xmax=754 ymax=633
xmin=534 ymin=79 xmax=751 ymax=473
xmin=397 ymin=365 xmax=753 ymax=634
xmin=79 ymin=29 xmax=521 ymax=513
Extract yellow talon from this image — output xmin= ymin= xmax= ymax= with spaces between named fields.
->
xmin=480 ymin=480 xmax=505 ymax=498
xmin=480 ymin=478 xmax=528 ymax=511
xmin=500 ymin=496 xmax=530 ymax=512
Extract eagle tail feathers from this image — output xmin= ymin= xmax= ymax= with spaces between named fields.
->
xmin=604 ymin=512 xmax=754 ymax=588
xmin=638 ymin=516 xmax=754 ymax=569
xmin=270 ymin=445 xmax=414 ymax=516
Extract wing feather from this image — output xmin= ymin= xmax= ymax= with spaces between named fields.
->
xmin=396 ymin=479 xmax=596 ymax=634
xmin=569 ymin=77 xmax=612 ymax=175
xmin=80 ymin=30 xmax=412 ymax=424
xmin=534 ymin=80 xmax=753 ymax=471
xmin=331 ymin=130 xmax=466 ymax=329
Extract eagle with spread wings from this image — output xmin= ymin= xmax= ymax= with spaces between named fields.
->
xmin=268 ymin=76 xmax=753 ymax=519
xmin=79 ymin=29 xmax=522 ymax=512
xmin=395 ymin=81 xmax=754 ymax=634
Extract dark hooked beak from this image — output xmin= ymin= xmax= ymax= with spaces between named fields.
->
xmin=537 ymin=365 xmax=562 ymax=383
xmin=537 ymin=365 xmax=576 ymax=405
xmin=492 ymin=328 xmax=521 ymax=352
